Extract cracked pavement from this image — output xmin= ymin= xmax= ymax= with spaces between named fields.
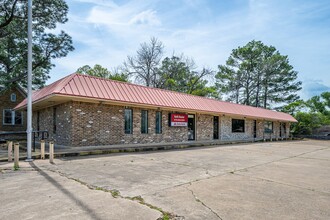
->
xmin=1 ymin=139 xmax=330 ymax=219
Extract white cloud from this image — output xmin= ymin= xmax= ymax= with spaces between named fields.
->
xmin=48 ymin=0 xmax=330 ymax=100
xmin=129 ymin=10 xmax=161 ymax=26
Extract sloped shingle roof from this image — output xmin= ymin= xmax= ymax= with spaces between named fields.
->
xmin=15 ymin=73 xmax=297 ymax=122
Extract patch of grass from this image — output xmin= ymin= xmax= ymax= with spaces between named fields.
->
xmin=13 ymin=164 xmax=19 ymax=171
xmin=110 ymin=189 xmax=120 ymax=198
xmin=130 ymin=195 xmax=144 ymax=203
xmin=162 ymin=214 xmax=170 ymax=220
xmin=128 ymin=195 xmax=176 ymax=219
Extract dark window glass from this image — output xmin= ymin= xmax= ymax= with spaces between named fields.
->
xmin=3 ymin=109 xmax=12 ymax=124
xmin=232 ymin=119 xmax=245 ymax=133
xmin=264 ymin=121 xmax=273 ymax=133
xmin=213 ymin=116 xmax=219 ymax=139
xmin=53 ymin=108 xmax=57 ymax=134
xmin=15 ymin=111 xmax=22 ymax=125
xmin=124 ymin=109 xmax=133 ymax=134
xmin=10 ymin=93 xmax=16 ymax=102
xmin=141 ymin=110 xmax=148 ymax=134
xmin=37 ymin=111 xmax=40 ymax=131
xmin=155 ymin=111 xmax=162 ymax=134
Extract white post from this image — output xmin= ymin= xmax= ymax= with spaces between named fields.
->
xmin=26 ymin=0 xmax=33 ymax=161
xmin=49 ymin=141 xmax=54 ymax=163
xmin=14 ymin=143 xmax=19 ymax=168
xmin=8 ymin=141 xmax=13 ymax=162
xmin=40 ymin=140 xmax=45 ymax=159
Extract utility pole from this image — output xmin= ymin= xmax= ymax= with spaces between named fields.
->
xmin=26 ymin=0 xmax=33 ymax=161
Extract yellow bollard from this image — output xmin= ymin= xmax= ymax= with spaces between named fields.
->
xmin=40 ymin=140 xmax=45 ymax=160
xmin=7 ymin=141 xmax=13 ymax=162
xmin=49 ymin=141 xmax=54 ymax=163
xmin=14 ymin=142 xmax=19 ymax=169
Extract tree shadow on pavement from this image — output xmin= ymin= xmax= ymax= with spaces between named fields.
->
xmin=29 ymin=161 xmax=103 ymax=220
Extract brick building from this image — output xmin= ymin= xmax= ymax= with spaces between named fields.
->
xmin=0 ymin=85 xmax=27 ymax=132
xmin=15 ymin=73 xmax=296 ymax=147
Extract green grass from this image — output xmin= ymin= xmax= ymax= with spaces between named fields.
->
xmin=13 ymin=164 xmax=19 ymax=171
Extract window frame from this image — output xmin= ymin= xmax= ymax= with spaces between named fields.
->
xmin=3 ymin=109 xmax=23 ymax=125
xmin=231 ymin=119 xmax=245 ymax=133
xmin=10 ymin=93 xmax=16 ymax=102
xmin=124 ymin=108 xmax=133 ymax=134
xmin=141 ymin=110 xmax=148 ymax=134
xmin=155 ymin=111 xmax=162 ymax=134
xmin=264 ymin=121 xmax=273 ymax=133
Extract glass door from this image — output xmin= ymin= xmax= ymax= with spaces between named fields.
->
xmin=188 ymin=114 xmax=195 ymax=140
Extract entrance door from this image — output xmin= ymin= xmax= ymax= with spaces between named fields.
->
xmin=282 ymin=123 xmax=286 ymax=137
xmin=280 ymin=122 xmax=282 ymax=137
xmin=213 ymin=116 xmax=219 ymax=139
xmin=253 ymin=120 xmax=257 ymax=139
xmin=188 ymin=114 xmax=195 ymax=140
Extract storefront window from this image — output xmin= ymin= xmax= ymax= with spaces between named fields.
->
xmin=264 ymin=121 xmax=273 ymax=133
xmin=232 ymin=119 xmax=245 ymax=133
xmin=141 ymin=110 xmax=148 ymax=134
xmin=155 ymin=111 xmax=162 ymax=134
xmin=125 ymin=109 xmax=133 ymax=134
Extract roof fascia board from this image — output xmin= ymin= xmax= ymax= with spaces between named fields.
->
xmin=56 ymin=94 xmax=297 ymax=122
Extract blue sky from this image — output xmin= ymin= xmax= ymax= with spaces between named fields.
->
xmin=50 ymin=0 xmax=330 ymax=100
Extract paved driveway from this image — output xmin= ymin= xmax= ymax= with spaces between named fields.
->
xmin=1 ymin=140 xmax=329 ymax=219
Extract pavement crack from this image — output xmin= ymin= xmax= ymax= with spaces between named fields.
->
xmin=184 ymin=186 xmax=223 ymax=220
xmin=232 ymin=146 xmax=330 ymax=174
xmin=234 ymin=172 xmax=330 ymax=195
xmin=298 ymin=156 xmax=330 ymax=161
xmin=45 ymin=168 xmax=182 ymax=220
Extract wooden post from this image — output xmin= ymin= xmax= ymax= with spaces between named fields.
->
xmin=40 ymin=140 xmax=45 ymax=160
xmin=14 ymin=142 xmax=19 ymax=168
xmin=49 ymin=141 xmax=54 ymax=163
xmin=7 ymin=141 xmax=13 ymax=162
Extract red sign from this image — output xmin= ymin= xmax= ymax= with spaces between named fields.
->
xmin=170 ymin=113 xmax=188 ymax=126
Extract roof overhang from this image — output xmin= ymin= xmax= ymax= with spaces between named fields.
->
xmin=15 ymin=94 xmax=298 ymax=123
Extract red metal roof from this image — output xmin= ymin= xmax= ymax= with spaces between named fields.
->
xmin=15 ymin=73 xmax=297 ymax=122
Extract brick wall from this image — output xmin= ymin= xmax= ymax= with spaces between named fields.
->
xmin=196 ymin=114 xmax=213 ymax=141
xmin=0 ymin=87 xmax=27 ymax=132
xmin=69 ymin=102 xmax=188 ymax=146
xmin=33 ymin=101 xmax=291 ymax=147
xmin=220 ymin=116 xmax=255 ymax=140
xmin=32 ymin=103 xmax=72 ymax=145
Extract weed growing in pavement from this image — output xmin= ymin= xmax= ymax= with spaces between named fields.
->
xmin=13 ymin=164 xmax=19 ymax=171
xmin=110 ymin=189 xmax=120 ymax=197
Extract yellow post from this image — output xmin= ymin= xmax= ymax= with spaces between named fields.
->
xmin=7 ymin=141 xmax=13 ymax=162
xmin=49 ymin=141 xmax=54 ymax=163
xmin=40 ymin=140 xmax=45 ymax=160
xmin=14 ymin=142 xmax=19 ymax=168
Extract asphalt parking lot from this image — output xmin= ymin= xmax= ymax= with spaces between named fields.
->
xmin=1 ymin=140 xmax=329 ymax=220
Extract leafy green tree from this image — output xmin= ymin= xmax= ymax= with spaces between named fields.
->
xmin=76 ymin=64 xmax=129 ymax=82
xmin=216 ymin=40 xmax=301 ymax=108
xmin=280 ymin=100 xmax=306 ymax=115
xmin=0 ymin=0 xmax=74 ymax=89
xmin=293 ymin=112 xmax=327 ymax=135
xmin=282 ymin=92 xmax=330 ymax=135
xmin=157 ymin=56 xmax=218 ymax=98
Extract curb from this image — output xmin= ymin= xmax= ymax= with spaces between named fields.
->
xmin=0 ymin=138 xmax=299 ymax=162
